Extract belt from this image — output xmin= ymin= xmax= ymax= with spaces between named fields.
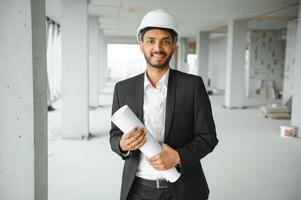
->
xmin=134 ymin=176 xmax=169 ymax=189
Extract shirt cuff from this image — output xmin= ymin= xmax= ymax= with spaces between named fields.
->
xmin=120 ymin=150 xmax=131 ymax=157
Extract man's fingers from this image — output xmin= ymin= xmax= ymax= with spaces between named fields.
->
xmin=128 ymin=133 xmax=146 ymax=149
xmin=120 ymin=127 xmax=141 ymax=151
xmin=149 ymin=158 xmax=172 ymax=171
xmin=149 ymin=162 xmax=166 ymax=171
xmin=124 ymin=127 xmax=139 ymax=138
xmin=122 ymin=127 xmax=141 ymax=141
xmin=127 ymin=128 xmax=144 ymax=143
xmin=146 ymin=154 xmax=160 ymax=162
xmin=135 ymin=138 xmax=147 ymax=149
xmin=133 ymin=128 xmax=144 ymax=138
xmin=121 ymin=127 xmax=146 ymax=150
xmin=153 ymin=166 xmax=166 ymax=171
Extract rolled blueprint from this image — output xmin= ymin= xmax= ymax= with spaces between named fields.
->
xmin=111 ymin=105 xmax=181 ymax=182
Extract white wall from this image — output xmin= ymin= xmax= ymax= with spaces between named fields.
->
xmin=61 ymin=0 xmax=89 ymax=138
xmin=89 ymin=16 xmax=100 ymax=107
xmin=46 ymin=0 xmax=61 ymax=22
xmin=247 ymin=30 xmax=286 ymax=96
xmin=283 ymin=20 xmax=297 ymax=104
xmin=0 ymin=0 xmax=48 ymax=199
xmin=208 ymin=36 xmax=227 ymax=91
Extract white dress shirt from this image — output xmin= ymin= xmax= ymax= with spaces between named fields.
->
xmin=135 ymin=69 xmax=170 ymax=180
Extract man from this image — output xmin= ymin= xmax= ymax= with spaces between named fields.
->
xmin=109 ymin=9 xmax=218 ymax=200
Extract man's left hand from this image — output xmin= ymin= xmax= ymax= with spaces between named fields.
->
xmin=146 ymin=143 xmax=180 ymax=170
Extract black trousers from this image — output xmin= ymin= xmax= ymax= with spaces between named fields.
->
xmin=127 ymin=177 xmax=174 ymax=200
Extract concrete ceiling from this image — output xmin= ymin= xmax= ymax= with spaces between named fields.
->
xmin=88 ymin=0 xmax=299 ymax=38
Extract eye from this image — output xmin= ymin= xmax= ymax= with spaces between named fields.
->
xmin=162 ymin=39 xmax=172 ymax=45
xmin=146 ymin=39 xmax=155 ymax=44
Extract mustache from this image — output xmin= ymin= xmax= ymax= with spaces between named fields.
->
xmin=151 ymin=51 xmax=167 ymax=56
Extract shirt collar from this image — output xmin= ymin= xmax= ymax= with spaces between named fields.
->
xmin=144 ymin=68 xmax=170 ymax=90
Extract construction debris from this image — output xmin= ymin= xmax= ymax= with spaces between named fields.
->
xmin=260 ymin=104 xmax=290 ymax=119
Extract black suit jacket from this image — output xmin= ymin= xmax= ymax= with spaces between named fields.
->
xmin=109 ymin=69 xmax=218 ymax=200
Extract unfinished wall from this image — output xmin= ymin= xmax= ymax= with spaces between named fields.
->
xmin=283 ymin=20 xmax=297 ymax=104
xmin=46 ymin=0 xmax=61 ymax=22
xmin=247 ymin=30 xmax=286 ymax=97
xmin=0 ymin=1 xmax=48 ymax=199
xmin=208 ymin=36 xmax=227 ymax=91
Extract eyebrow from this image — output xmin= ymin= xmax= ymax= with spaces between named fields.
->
xmin=145 ymin=36 xmax=172 ymax=40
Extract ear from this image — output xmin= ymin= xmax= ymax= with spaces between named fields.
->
xmin=172 ymin=43 xmax=177 ymax=54
xmin=139 ymin=41 xmax=144 ymax=52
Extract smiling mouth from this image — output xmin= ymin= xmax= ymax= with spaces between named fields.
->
xmin=151 ymin=52 xmax=167 ymax=59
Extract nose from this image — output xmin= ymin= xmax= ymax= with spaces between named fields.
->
xmin=153 ymin=41 xmax=163 ymax=52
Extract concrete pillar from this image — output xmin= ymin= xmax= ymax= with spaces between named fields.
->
xmin=99 ymin=30 xmax=107 ymax=92
xmin=0 ymin=0 xmax=47 ymax=199
xmin=177 ymin=38 xmax=188 ymax=72
xmin=291 ymin=3 xmax=301 ymax=137
xmin=61 ymin=0 xmax=89 ymax=139
xmin=197 ymin=31 xmax=210 ymax=89
xmin=89 ymin=16 xmax=99 ymax=108
xmin=224 ymin=20 xmax=248 ymax=108
xmin=103 ymin=40 xmax=108 ymax=72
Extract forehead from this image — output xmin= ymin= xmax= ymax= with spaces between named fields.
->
xmin=143 ymin=28 xmax=173 ymax=39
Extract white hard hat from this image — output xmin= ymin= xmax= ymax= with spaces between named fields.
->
xmin=136 ymin=9 xmax=179 ymax=42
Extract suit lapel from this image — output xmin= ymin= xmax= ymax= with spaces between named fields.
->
xmin=164 ymin=69 xmax=176 ymax=141
xmin=136 ymin=73 xmax=144 ymax=123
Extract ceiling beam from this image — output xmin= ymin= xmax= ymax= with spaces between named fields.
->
xmin=253 ymin=2 xmax=299 ymax=18
xmin=250 ymin=16 xmax=297 ymax=21
xmin=210 ymin=3 xmax=299 ymax=33
xmin=211 ymin=26 xmax=227 ymax=33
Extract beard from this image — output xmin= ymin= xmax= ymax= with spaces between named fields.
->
xmin=143 ymin=51 xmax=173 ymax=69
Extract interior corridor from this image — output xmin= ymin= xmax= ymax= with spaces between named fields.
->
xmin=2 ymin=1 xmax=301 ymax=199
xmin=48 ymin=81 xmax=301 ymax=200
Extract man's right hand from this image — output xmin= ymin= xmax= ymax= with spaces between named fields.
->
xmin=119 ymin=127 xmax=146 ymax=151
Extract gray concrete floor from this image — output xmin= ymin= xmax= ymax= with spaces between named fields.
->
xmin=48 ymin=81 xmax=301 ymax=200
